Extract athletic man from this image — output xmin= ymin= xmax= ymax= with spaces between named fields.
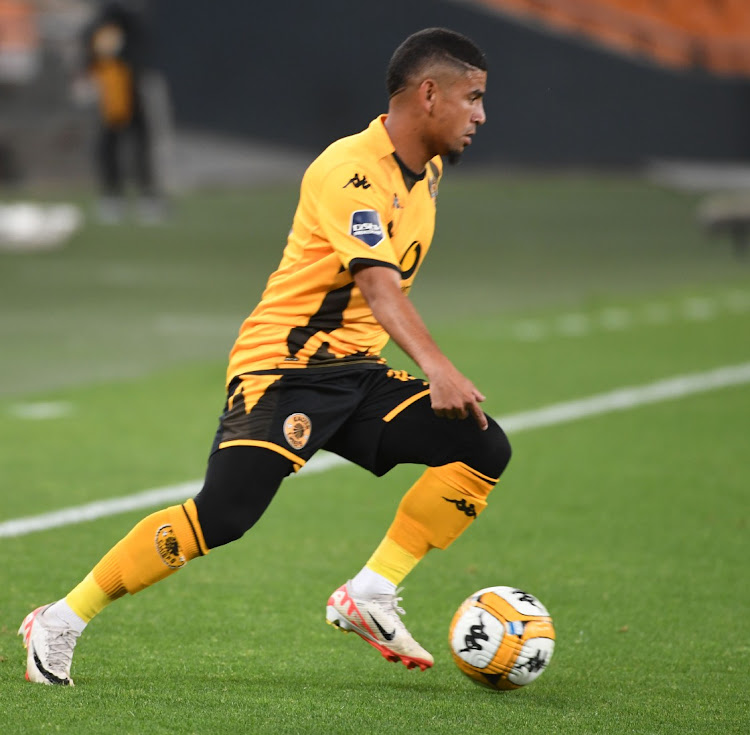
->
xmin=78 ymin=1 xmax=163 ymax=223
xmin=20 ymin=28 xmax=511 ymax=685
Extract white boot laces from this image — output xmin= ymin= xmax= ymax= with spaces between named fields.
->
xmin=43 ymin=624 xmax=80 ymax=672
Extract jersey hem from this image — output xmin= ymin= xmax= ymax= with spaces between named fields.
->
xmin=231 ymin=359 xmax=388 ymax=379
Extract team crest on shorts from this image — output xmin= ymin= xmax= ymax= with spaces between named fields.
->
xmin=154 ymin=524 xmax=186 ymax=569
xmin=284 ymin=412 xmax=312 ymax=450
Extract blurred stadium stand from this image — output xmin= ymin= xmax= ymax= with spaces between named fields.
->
xmin=1 ymin=0 xmax=749 ymax=188
xmin=0 ymin=0 xmax=91 ymax=185
xmin=471 ymin=0 xmax=750 ymax=78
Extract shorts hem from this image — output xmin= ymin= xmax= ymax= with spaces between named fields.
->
xmin=217 ymin=439 xmax=306 ymax=469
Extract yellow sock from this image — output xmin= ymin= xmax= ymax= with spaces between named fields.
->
xmin=66 ymin=573 xmax=113 ymax=623
xmin=385 ymin=462 xmax=497 ymax=559
xmin=66 ymin=499 xmax=208 ymax=622
xmin=365 ymin=536 xmax=420 ymax=586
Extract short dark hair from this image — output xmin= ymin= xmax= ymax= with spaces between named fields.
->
xmin=386 ymin=28 xmax=487 ymax=98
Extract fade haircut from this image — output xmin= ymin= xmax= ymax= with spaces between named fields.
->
xmin=386 ymin=28 xmax=487 ymax=98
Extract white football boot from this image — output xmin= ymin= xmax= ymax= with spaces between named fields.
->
xmin=19 ymin=604 xmax=80 ymax=686
xmin=326 ymin=582 xmax=434 ymax=671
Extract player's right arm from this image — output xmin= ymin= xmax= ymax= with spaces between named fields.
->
xmin=353 ymin=264 xmax=488 ymax=431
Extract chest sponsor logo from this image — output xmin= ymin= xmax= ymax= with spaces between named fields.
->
xmin=399 ymin=240 xmax=422 ymax=279
xmin=350 ymin=209 xmax=384 ymax=247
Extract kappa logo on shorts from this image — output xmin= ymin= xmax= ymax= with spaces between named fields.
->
xmin=284 ymin=412 xmax=312 ymax=450
xmin=154 ymin=524 xmax=186 ymax=569
xmin=350 ymin=210 xmax=384 ymax=248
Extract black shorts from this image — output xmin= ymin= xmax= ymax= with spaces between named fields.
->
xmin=210 ymin=364 xmax=501 ymax=478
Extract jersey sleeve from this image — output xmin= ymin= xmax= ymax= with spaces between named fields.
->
xmin=317 ymin=163 xmax=400 ymax=273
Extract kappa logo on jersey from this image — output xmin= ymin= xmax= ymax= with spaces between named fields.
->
xmin=284 ymin=412 xmax=312 ymax=450
xmin=350 ymin=210 xmax=384 ymax=247
xmin=344 ymin=173 xmax=371 ymax=189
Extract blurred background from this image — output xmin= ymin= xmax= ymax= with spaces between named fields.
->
xmin=1 ymin=0 xmax=750 ymax=395
xmin=1 ymin=0 xmax=749 ymax=184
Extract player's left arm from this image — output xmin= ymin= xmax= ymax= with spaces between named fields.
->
xmin=353 ymin=264 xmax=488 ymax=431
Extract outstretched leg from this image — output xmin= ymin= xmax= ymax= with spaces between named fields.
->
xmin=19 ymin=446 xmax=292 ymax=685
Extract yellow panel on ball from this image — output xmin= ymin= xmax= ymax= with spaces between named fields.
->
xmin=449 ymin=586 xmax=555 ymax=691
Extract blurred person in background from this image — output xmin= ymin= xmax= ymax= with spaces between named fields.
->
xmin=76 ymin=0 xmax=164 ymax=223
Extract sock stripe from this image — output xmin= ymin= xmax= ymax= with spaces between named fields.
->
xmin=181 ymin=503 xmax=205 ymax=557
xmin=457 ymin=462 xmax=498 ymax=486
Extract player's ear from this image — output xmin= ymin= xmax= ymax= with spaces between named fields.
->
xmin=419 ymin=78 xmax=437 ymax=114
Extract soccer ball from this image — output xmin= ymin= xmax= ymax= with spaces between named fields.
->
xmin=449 ymin=586 xmax=555 ymax=690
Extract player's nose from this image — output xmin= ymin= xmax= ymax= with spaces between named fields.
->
xmin=473 ymin=102 xmax=486 ymax=126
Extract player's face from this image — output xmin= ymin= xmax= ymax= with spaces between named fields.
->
xmin=430 ymin=68 xmax=487 ymax=164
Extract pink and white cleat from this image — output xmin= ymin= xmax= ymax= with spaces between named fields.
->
xmin=19 ymin=604 xmax=79 ymax=686
xmin=326 ymin=582 xmax=433 ymax=671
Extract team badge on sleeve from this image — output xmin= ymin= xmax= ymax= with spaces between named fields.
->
xmin=350 ymin=210 xmax=384 ymax=247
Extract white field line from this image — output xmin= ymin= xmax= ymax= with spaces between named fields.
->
xmin=2 ymin=362 xmax=749 ymax=540
xmin=9 ymin=401 xmax=74 ymax=420
xmin=509 ymin=289 xmax=750 ymax=342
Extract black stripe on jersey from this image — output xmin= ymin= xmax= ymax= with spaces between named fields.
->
xmin=286 ymin=282 xmax=356 ymax=359
xmin=427 ymin=160 xmax=439 ymax=182
xmin=348 ymin=258 xmax=401 ymax=274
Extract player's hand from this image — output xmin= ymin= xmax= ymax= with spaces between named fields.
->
xmin=425 ymin=359 xmax=488 ymax=431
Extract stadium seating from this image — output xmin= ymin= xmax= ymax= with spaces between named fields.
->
xmin=474 ymin=0 xmax=750 ymax=76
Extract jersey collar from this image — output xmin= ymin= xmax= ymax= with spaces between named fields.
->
xmin=368 ymin=115 xmax=397 ymax=161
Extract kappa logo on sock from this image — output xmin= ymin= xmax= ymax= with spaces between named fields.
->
xmin=442 ymin=497 xmax=477 ymax=517
xmin=154 ymin=524 xmax=186 ymax=569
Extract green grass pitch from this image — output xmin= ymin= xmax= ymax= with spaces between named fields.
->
xmin=0 ymin=173 xmax=748 ymax=734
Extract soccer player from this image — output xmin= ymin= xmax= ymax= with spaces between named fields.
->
xmin=19 ymin=27 xmax=511 ymax=685
xmin=77 ymin=2 xmax=164 ymax=223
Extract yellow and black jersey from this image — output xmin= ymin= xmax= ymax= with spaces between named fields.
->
xmin=82 ymin=5 xmax=147 ymax=127
xmin=227 ymin=115 xmax=442 ymax=384
xmin=88 ymin=22 xmax=134 ymax=126
xmin=89 ymin=54 xmax=133 ymax=126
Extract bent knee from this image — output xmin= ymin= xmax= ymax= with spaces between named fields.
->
xmin=465 ymin=418 xmax=511 ymax=481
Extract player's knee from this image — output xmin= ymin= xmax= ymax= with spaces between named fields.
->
xmin=193 ymin=446 xmax=289 ymax=550
xmin=464 ymin=417 xmax=512 ymax=482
